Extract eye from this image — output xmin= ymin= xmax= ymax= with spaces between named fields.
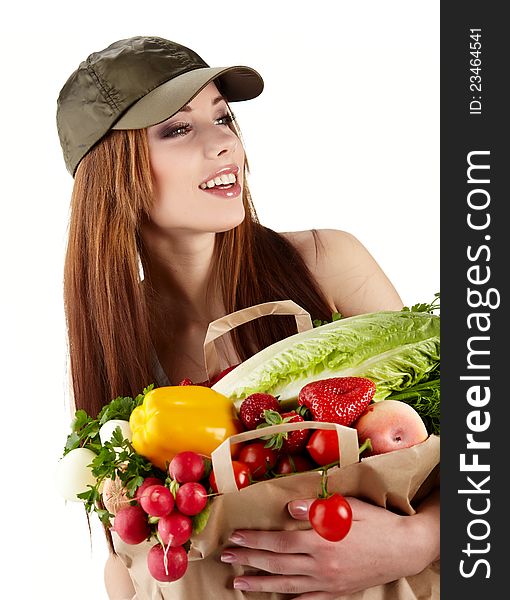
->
xmin=216 ymin=113 xmax=237 ymax=126
xmin=161 ymin=123 xmax=192 ymax=138
xmin=160 ymin=113 xmax=236 ymax=139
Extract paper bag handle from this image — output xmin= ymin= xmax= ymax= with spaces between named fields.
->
xmin=203 ymin=300 xmax=313 ymax=379
xmin=211 ymin=421 xmax=359 ymax=494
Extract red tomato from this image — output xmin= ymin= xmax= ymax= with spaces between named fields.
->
xmin=306 ymin=430 xmax=340 ymax=466
xmin=238 ymin=442 xmax=277 ymax=479
xmin=309 ymin=493 xmax=352 ymax=542
xmin=274 ymin=454 xmax=315 ymax=475
xmin=209 ymin=460 xmax=251 ymax=492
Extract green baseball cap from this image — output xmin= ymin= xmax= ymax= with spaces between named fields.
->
xmin=56 ymin=36 xmax=264 ymax=176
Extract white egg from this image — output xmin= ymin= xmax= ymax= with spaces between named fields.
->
xmin=55 ymin=447 xmax=98 ymax=502
xmin=99 ymin=419 xmax=132 ymax=447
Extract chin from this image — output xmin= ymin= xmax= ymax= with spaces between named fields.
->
xmin=213 ymin=204 xmax=246 ymax=233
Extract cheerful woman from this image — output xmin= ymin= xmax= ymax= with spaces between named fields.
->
xmin=57 ymin=35 xmax=439 ymax=599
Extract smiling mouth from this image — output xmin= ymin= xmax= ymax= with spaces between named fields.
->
xmin=199 ymin=172 xmax=238 ymax=190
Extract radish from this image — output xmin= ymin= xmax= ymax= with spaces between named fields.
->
xmin=157 ymin=511 xmax=193 ymax=546
xmin=135 ymin=477 xmax=164 ymax=501
xmin=175 ymin=482 xmax=208 ymax=516
xmin=147 ymin=544 xmax=188 ymax=582
xmin=168 ymin=451 xmax=205 ymax=483
xmin=138 ymin=484 xmax=174 ymax=517
xmin=113 ymin=505 xmax=150 ymax=545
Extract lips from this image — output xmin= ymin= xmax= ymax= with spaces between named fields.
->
xmin=199 ymin=164 xmax=240 ymax=188
xmin=199 ymin=180 xmax=242 ymax=198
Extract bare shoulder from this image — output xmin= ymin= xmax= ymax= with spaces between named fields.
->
xmin=280 ymin=229 xmax=403 ymax=316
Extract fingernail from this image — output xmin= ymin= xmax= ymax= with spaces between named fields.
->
xmin=220 ymin=552 xmax=237 ymax=563
xmin=229 ymin=532 xmax=246 ymax=544
xmin=233 ymin=579 xmax=250 ymax=590
xmin=289 ymin=500 xmax=308 ymax=516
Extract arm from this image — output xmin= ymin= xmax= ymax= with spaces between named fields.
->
xmin=104 ymin=553 xmax=137 ymax=600
xmin=221 ymin=492 xmax=440 ymax=597
xmin=220 ymin=230 xmax=437 ymax=596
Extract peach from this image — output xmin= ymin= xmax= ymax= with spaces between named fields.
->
xmin=354 ymin=400 xmax=428 ymax=456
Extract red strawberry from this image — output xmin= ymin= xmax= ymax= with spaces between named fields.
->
xmin=298 ymin=377 xmax=376 ymax=426
xmin=239 ymin=393 xmax=280 ymax=430
xmin=178 ymin=378 xmax=194 ymax=386
xmin=259 ymin=410 xmax=310 ymax=454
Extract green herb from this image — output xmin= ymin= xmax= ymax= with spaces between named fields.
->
xmin=63 ymin=384 xmax=154 ymax=456
xmin=77 ymin=426 xmax=156 ymax=527
xmin=313 ymin=311 xmax=343 ymax=328
xmin=387 ymin=374 xmax=441 ymax=435
xmin=62 ymin=384 xmax=157 ymax=527
xmin=402 ymin=292 xmax=440 ymax=315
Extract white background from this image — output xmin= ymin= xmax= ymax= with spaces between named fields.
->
xmin=0 ymin=1 xmax=439 ymax=598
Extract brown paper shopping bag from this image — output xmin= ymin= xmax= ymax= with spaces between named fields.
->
xmin=113 ymin=301 xmax=440 ymax=599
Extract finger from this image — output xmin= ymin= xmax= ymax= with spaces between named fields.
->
xmin=221 ymin=548 xmax=313 ymax=575
xmin=288 ymin=496 xmax=388 ymax=523
xmin=229 ymin=529 xmax=315 ymax=553
xmin=287 ymin=498 xmax=314 ymax=520
xmin=233 ymin=575 xmax=318 ymax=594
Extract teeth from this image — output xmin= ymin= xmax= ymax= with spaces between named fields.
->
xmin=200 ymin=172 xmax=237 ymax=189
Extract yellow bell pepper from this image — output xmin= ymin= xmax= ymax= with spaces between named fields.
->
xmin=129 ymin=385 xmax=240 ymax=470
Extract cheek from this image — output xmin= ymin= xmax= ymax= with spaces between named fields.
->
xmin=149 ymin=152 xmax=196 ymax=219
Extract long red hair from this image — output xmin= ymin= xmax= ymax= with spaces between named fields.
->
xmin=64 ymin=111 xmax=334 ymax=418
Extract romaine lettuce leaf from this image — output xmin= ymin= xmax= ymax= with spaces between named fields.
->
xmin=212 ymin=311 xmax=440 ymax=407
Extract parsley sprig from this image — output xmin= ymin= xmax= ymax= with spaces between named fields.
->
xmin=313 ymin=311 xmax=342 ymax=328
xmin=63 ymin=385 xmax=154 ymax=456
xmin=63 ymin=384 xmax=162 ymax=527
xmin=313 ymin=292 xmax=440 ymax=328
xmin=402 ymin=292 xmax=440 ymax=315
xmin=77 ymin=426 xmax=156 ymax=526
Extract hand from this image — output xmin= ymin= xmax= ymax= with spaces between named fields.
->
xmin=220 ymin=492 xmax=439 ymax=598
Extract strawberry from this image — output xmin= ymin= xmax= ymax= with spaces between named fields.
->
xmin=259 ymin=410 xmax=310 ymax=454
xmin=239 ymin=393 xmax=280 ymax=430
xmin=178 ymin=378 xmax=194 ymax=386
xmin=298 ymin=377 xmax=376 ymax=426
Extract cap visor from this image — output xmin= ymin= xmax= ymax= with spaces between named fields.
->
xmin=112 ymin=65 xmax=263 ymax=129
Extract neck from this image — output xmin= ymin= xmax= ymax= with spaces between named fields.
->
xmin=141 ymin=228 xmax=225 ymax=329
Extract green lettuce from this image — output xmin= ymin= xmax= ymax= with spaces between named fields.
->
xmin=212 ymin=311 xmax=440 ymax=410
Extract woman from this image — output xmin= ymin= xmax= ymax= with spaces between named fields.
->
xmin=57 ymin=36 xmax=439 ymax=599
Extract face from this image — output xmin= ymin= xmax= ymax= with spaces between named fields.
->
xmin=145 ymin=82 xmax=245 ymax=235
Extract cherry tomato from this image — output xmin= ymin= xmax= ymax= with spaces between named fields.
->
xmin=306 ymin=429 xmax=340 ymax=466
xmin=238 ymin=442 xmax=278 ymax=479
xmin=309 ymin=493 xmax=352 ymax=542
xmin=209 ymin=460 xmax=251 ymax=492
xmin=274 ymin=454 xmax=314 ymax=475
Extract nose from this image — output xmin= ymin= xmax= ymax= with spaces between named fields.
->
xmin=202 ymin=125 xmax=238 ymax=159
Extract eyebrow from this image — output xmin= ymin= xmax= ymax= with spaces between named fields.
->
xmin=176 ymin=95 xmax=226 ymax=113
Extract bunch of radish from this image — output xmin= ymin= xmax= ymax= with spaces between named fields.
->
xmin=112 ymin=451 xmax=210 ymax=583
